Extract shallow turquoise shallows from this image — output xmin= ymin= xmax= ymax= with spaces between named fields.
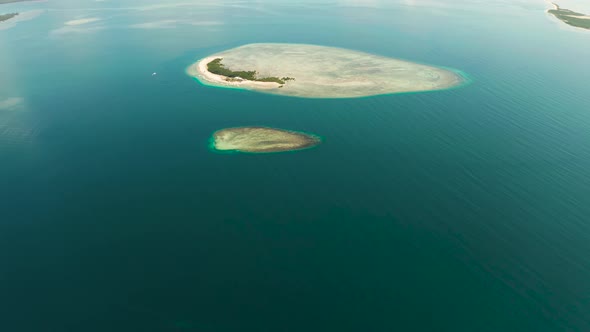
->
xmin=1 ymin=0 xmax=590 ymax=331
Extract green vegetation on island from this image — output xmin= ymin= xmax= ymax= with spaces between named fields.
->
xmin=549 ymin=3 xmax=590 ymax=30
xmin=207 ymin=58 xmax=294 ymax=85
xmin=0 ymin=0 xmax=29 ymax=23
xmin=0 ymin=12 xmax=17 ymax=22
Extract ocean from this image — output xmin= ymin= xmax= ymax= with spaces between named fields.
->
xmin=1 ymin=0 xmax=590 ymax=331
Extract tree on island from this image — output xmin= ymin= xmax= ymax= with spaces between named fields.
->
xmin=0 ymin=12 xmax=18 ymax=23
xmin=207 ymin=58 xmax=294 ymax=85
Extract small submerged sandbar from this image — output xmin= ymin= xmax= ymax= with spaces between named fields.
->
xmin=187 ymin=43 xmax=466 ymax=98
xmin=65 ymin=17 xmax=101 ymax=26
xmin=211 ymin=127 xmax=321 ymax=153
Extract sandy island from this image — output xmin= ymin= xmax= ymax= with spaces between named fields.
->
xmin=187 ymin=56 xmax=281 ymax=90
xmin=547 ymin=2 xmax=590 ymax=30
xmin=211 ymin=127 xmax=321 ymax=153
xmin=187 ymin=43 xmax=467 ymax=99
xmin=0 ymin=9 xmax=43 ymax=30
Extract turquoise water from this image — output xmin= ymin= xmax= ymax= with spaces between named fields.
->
xmin=1 ymin=1 xmax=590 ymax=331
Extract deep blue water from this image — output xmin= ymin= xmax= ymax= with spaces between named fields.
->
xmin=1 ymin=1 xmax=590 ymax=331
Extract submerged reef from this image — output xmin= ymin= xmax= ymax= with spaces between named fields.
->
xmin=187 ymin=43 xmax=466 ymax=98
xmin=211 ymin=127 xmax=321 ymax=153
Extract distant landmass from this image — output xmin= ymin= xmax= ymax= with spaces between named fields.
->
xmin=0 ymin=0 xmax=31 ymax=4
xmin=549 ymin=3 xmax=590 ymax=30
xmin=0 ymin=0 xmax=31 ymax=23
xmin=0 ymin=12 xmax=17 ymax=22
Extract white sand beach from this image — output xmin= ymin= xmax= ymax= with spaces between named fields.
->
xmin=565 ymin=15 xmax=590 ymax=19
xmin=187 ymin=56 xmax=281 ymax=90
